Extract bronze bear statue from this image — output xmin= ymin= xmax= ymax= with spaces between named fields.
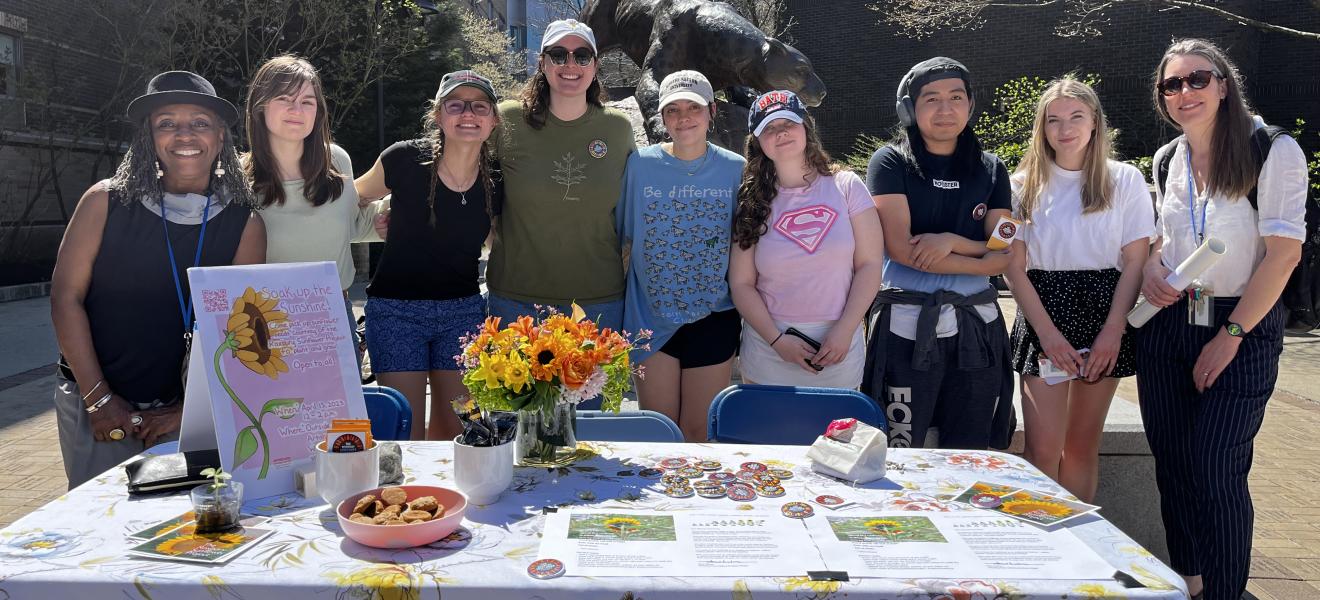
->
xmin=581 ymin=0 xmax=826 ymax=144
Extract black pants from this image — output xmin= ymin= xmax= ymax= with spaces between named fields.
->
xmin=877 ymin=316 xmax=1012 ymax=449
xmin=1136 ymin=296 xmax=1285 ymax=600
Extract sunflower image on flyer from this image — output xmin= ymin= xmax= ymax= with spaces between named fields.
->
xmin=127 ymin=526 xmax=275 ymax=565
xmin=980 ymin=489 xmax=1100 ymax=527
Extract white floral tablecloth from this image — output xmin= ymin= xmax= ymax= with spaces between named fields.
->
xmin=0 ymin=442 xmax=1184 ymax=599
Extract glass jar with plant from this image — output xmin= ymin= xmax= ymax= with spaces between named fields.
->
xmin=191 ymin=467 xmax=244 ymax=533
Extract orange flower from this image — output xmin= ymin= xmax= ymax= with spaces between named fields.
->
xmin=508 ymin=315 xmax=538 ymax=344
xmin=480 ymin=316 xmax=503 ymax=337
xmin=560 ymin=350 xmax=595 ymax=389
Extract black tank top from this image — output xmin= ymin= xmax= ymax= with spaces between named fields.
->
xmin=84 ymin=191 xmax=251 ymax=405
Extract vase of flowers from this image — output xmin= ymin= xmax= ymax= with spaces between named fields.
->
xmin=457 ymin=304 xmax=646 ymax=467
xmin=191 ymin=467 xmax=243 ymax=533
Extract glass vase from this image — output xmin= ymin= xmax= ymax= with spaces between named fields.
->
xmin=515 ymin=403 xmax=578 ymax=467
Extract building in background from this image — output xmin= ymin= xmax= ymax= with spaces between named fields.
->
xmin=0 ymin=2 xmax=138 ymax=287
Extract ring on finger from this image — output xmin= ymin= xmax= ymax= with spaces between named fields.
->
xmin=130 ymin=414 xmax=144 ymax=427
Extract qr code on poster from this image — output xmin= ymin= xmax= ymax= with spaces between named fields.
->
xmin=201 ymin=289 xmax=228 ymax=313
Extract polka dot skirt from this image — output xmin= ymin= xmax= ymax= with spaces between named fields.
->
xmin=1010 ymin=268 xmax=1136 ymax=378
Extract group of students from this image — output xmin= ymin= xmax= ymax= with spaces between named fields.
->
xmin=49 ymin=16 xmax=1307 ymax=600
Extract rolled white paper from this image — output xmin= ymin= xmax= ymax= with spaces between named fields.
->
xmin=1127 ymin=237 xmax=1227 ymax=328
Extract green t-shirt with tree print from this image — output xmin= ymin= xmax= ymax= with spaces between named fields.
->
xmin=487 ymin=100 xmax=637 ymax=305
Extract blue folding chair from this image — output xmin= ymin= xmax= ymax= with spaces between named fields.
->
xmin=576 ymin=410 xmax=684 ymax=443
xmin=362 ymin=385 xmax=412 ymax=441
xmin=707 ymin=384 xmax=886 ymax=445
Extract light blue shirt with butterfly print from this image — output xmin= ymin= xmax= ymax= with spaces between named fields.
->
xmin=616 ymin=143 xmax=744 ymax=363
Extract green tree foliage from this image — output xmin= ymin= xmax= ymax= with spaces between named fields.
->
xmin=972 ymin=74 xmax=1100 ymax=172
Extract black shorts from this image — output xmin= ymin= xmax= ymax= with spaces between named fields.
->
xmin=658 ymin=309 xmax=741 ymax=369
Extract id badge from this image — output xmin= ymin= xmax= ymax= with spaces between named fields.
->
xmin=1187 ymin=287 xmax=1214 ymax=327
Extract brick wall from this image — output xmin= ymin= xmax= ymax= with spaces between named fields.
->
xmin=785 ymin=0 xmax=1320 ymax=164
xmin=1 ymin=0 xmax=142 ymax=278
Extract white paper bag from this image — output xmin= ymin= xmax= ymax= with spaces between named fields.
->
xmin=806 ymin=419 xmax=887 ymax=484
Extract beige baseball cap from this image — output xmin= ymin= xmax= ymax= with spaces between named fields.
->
xmin=658 ymin=70 xmax=715 ymax=110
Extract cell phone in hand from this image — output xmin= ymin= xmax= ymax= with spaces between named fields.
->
xmin=783 ymin=327 xmax=824 ymax=371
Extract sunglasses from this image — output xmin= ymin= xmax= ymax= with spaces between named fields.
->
xmin=442 ymin=99 xmax=494 ymax=117
xmin=1157 ymin=69 xmax=1223 ymax=97
xmin=543 ymin=46 xmax=595 ymax=67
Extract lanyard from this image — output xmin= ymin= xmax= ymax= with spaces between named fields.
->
xmin=1184 ymin=148 xmax=1207 ymax=245
xmin=160 ymin=196 xmax=212 ymax=332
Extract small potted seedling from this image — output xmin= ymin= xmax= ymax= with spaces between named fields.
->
xmin=191 ymin=467 xmax=243 ymax=533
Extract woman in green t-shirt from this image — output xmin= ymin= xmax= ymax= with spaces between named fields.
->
xmin=486 ymin=19 xmax=637 ymax=384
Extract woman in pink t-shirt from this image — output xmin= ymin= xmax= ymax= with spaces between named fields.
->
xmin=729 ymin=91 xmax=884 ymax=388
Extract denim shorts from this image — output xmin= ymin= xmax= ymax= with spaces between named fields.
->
xmin=365 ymin=294 xmax=486 ymax=372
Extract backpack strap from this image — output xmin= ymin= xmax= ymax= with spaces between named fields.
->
xmin=1153 ymin=138 xmax=1180 ymax=201
xmin=1246 ymin=124 xmax=1287 ymax=211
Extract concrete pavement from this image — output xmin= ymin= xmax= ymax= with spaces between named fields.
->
xmin=1 ymin=290 xmax=1317 ymax=596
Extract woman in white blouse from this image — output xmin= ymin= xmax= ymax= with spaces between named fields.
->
xmin=1005 ymin=77 xmax=1153 ymax=504
xmin=1138 ymin=39 xmax=1307 ymax=600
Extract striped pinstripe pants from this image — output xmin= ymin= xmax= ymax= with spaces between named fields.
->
xmin=1136 ymin=296 xmax=1285 ymax=600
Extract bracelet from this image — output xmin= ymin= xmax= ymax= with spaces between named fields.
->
xmin=771 ymin=332 xmax=784 ymax=346
xmin=85 ymin=392 xmax=113 ymax=414
xmin=80 ymin=379 xmax=104 ymax=402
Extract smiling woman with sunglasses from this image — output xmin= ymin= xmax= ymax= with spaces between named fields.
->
xmin=353 ymin=70 xmax=503 ymax=440
xmin=485 ymin=20 xmax=637 ymax=389
xmin=1138 ymin=38 xmax=1308 ymax=600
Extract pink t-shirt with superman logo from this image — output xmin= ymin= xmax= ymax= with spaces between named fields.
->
xmin=753 ymin=171 xmax=873 ymax=321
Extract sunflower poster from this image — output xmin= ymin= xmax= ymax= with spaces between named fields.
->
xmin=179 ymin=262 xmax=367 ymax=500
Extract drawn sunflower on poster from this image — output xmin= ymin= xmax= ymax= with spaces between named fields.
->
xmin=215 ymin=287 xmax=302 ymax=479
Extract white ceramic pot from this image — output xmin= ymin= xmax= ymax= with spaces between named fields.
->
xmin=452 ymin=437 xmax=514 ymax=505
xmin=314 ymin=440 xmax=380 ymax=507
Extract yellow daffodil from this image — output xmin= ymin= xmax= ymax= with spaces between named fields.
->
xmin=471 ymin=353 xmax=507 ymax=389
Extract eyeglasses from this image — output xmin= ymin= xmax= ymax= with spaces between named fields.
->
xmin=1157 ymin=69 xmax=1223 ymax=97
xmin=543 ymin=46 xmax=595 ymax=67
xmin=442 ymin=99 xmax=494 ymax=117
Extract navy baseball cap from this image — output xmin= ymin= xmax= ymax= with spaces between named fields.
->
xmin=748 ymin=90 xmax=808 ymax=136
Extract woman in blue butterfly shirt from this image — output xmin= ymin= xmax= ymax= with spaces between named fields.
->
xmin=616 ymin=71 xmax=745 ymax=442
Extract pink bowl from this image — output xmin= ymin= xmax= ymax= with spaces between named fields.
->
xmin=336 ymin=485 xmax=468 ymax=549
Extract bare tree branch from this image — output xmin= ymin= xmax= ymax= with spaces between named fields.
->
xmin=871 ymin=0 xmax=1320 ymax=42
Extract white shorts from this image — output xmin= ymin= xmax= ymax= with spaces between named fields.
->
xmin=738 ymin=319 xmax=865 ymax=389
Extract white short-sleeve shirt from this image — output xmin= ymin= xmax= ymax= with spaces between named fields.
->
xmin=1155 ymin=132 xmax=1309 ymax=297
xmin=1011 ymin=160 xmax=1156 ymax=271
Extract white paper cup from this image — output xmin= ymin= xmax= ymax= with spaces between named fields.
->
xmin=453 ymin=437 xmax=514 ymax=505
xmin=314 ymin=440 xmax=380 ymax=507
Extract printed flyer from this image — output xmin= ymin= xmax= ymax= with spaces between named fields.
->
xmin=180 ymin=262 xmax=367 ymax=499
xmin=806 ymin=512 xmax=1115 ymax=580
xmin=539 ymin=509 xmax=825 ymax=576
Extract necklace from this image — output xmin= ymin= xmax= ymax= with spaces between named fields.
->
xmin=669 ymin=142 xmax=710 ymax=176
xmin=438 ymin=161 xmax=479 ymax=206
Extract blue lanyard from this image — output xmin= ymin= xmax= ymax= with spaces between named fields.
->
xmin=160 ymin=196 xmax=212 ymax=331
xmin=1185 ymin=148 xmax=1207 ymax=245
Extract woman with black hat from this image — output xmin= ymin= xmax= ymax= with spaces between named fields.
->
xmin=353 ymin=70 xmax=503 ymax=441
xmin=50 ymin=71 xmax=266 ymax=488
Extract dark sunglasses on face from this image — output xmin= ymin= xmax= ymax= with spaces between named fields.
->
xmin=1157 ymin=69 xmax=1223 ymax=97
xmin=442 ymin=99 xmax=494 ymax=117
xmin=544 ymin=46 xmax=595 ymax=67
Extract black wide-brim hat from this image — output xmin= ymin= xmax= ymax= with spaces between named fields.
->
xmin=126 ymin=71 xmax=238 ymax=125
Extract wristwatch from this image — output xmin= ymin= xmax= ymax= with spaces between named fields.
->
xmin=1225 ymin=322 xmax=1246 ymax=337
